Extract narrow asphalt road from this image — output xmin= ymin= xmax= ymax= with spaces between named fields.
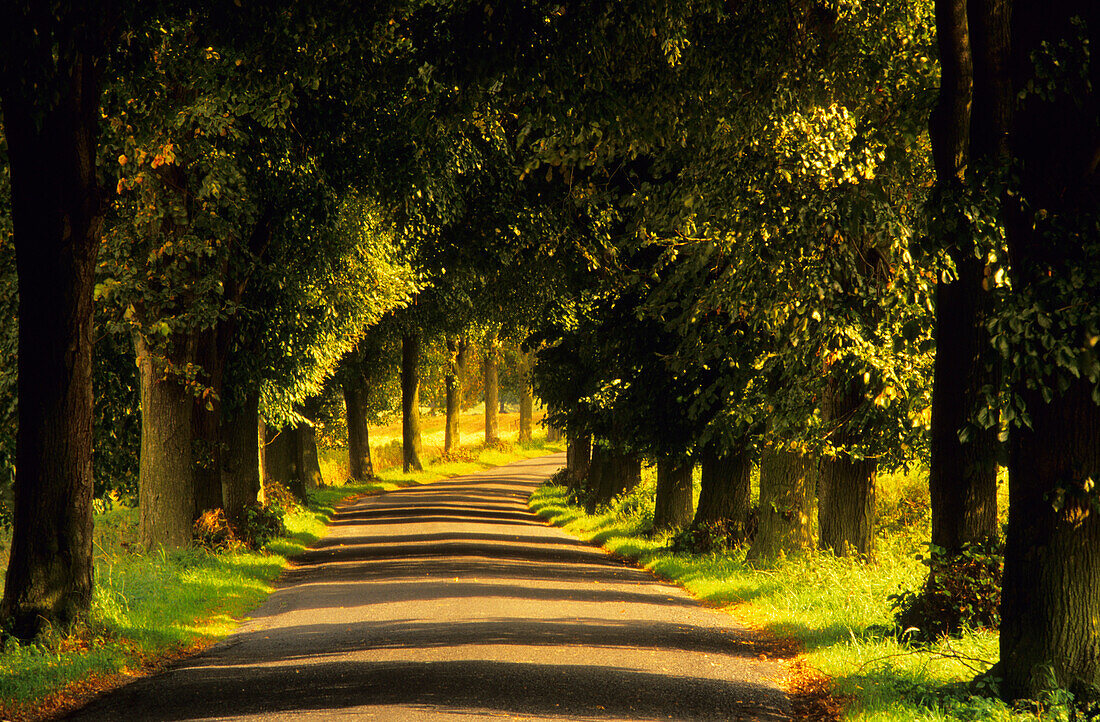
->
xmin=68 ymin=453 xmax=790 ymax=721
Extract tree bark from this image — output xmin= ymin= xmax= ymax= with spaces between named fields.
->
xmin=518 ymin=349 xmax=534 ymax=443
xmin=0 ymin=6 xmax=109 ymax=634
xmin=547 ymin=425 xmax=563 ymax=443
xmin=344 ymin=376 xmax=374 ymax=480
xmin=654 ymin=457 xmax=694 ymax=531
xmin=191 ymin=327 xmax=228 ymax=518
xmin=590 ymin=447 xmax=641 ymax=511
xmin=401 ymin=332 xmax=423 ymax=471
xmin=294 ymin=416 xmax=324 ymax=492
xmin=996 ymin=0 xmax=1100 ymax=698
xmin=584 ymin=442 xmax=607 ymax=502
xmin=693 ymin=445 xmax=752 ymax=541
xmin=926 ymin=0 xmax=1001 ymax=555
xmin=263 ymin=424 xmax=293 ymax=492
xmin=566 ymin=433 xmax=591 ymax=488
xmin=483 ymin=337 xmax=500 ymax=443
xmin=748 ymin=451 xmax=817 ymax=563
xmin=221 ymin=390 xmax=261 ymax=528
xmin=137 ymin=335 xmax=197 ymax=549
xmin=444 ymin=337 xmax=466 ymax=453
xmin=817 ymin=379 xmax=877 ymax=558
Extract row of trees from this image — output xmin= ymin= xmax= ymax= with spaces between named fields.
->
xmin=2 ymin=0 xmax=1099 ymax=706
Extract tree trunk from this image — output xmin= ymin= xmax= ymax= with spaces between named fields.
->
xmin=137 ymin=335 xmax=197 ymax=549
xmin=693 ymin=445 xmax=752 ymax=541
xmin=584 ymin=442 xmax=606 ymax=500
xmin=817 ymin=379 xmax=877 ymax=559
xmin=653 ymin=457 xmax=694 ymax=531
xmin=518 ymin=349 xmax=534 ymax=443
xmin=590 ymin=448 xmax=641 ymax=511
xmin=566 ymin=433 xmax=591 ymax=488
xmin=401 ymin=332 xmax=423 ymax=472
xmin=221 ymin=390 xmax=261 ymax=528
xmin=444 ymin=337 xmax=466 ymax=453
xmin=926 ymin=0 xmax=1001 ymax=555
xmin=0 ymin=10 xmax=108 ymax=635
xmin=483 ymin=337 xmax=500 ymax=443
xmin=191 ymin=327 xmax=227 ymax=518
xmin=295 ymin=417 xmax=324 ymax=492
xmin=996 ymin=0 xmax=1100 ymax=699
xmin=748 ymin=451 xmax=817 ymax=563
xmin=344 ymin=376 xmax=374 ymax=480
xmin=547 ymin=425 xmax=563 ymax=443
xmin=264 ymin=425 xmax=294 ymax=492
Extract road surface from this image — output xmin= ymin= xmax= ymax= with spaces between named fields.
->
xmin=68 ymin=453 xmax=790 ymax=721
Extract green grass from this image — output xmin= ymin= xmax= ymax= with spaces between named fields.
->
xmin=529 ymin=466 xmax=1059 ymax=722
xmin=0 ymin=427 xmax=563 ymax=721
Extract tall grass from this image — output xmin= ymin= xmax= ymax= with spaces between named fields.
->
xmin=0 ymin=417 xmax=562 ymax=721
xmin=529 ymin=466 xmax=1056 ymax=722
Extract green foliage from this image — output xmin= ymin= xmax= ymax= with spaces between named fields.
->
xmin=239 ymin=503 xmax=287 ymax=549
xmin=891 ymin=540 xmax=1004 ymax=643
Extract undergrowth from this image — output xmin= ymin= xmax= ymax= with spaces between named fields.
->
xmin=0 ymin=428 xmax=563 ymax=721
xmin=529 ymin=467 xmax=1067 ymax=722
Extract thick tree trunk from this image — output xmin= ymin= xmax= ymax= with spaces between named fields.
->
xmin=401 ymin=333 xmax=423 ymax=472
xmin=295 ymin=417 xmax=324 ymax=492
xmin=344 ymin=377 xmax=374 ymax=480
xmin=747 ymin=451 xmax=817 ymax=563
xmin=546 ymin=425 xmax=563 ymax=443
xmin=191 ymin=327 xmax=228 ymax=518
xmin=590 ymin=448 xmax=641 ymax=511
xmin=817 ymin=379 xmax=877 ymax=559
xmin=444 ymin=337 xmax=466 ymax=453
xmin=693 ymin=445 xmax=752 ymax=541
xmin=584 ymin=442 xmax=607 ymax=500
xmin=0 ymin=12 xmax=107 ymax=635
xmin=221 ymin=390 xmax=261 ymax=528
xmin=926 ymin=0 xmax=1000 ymax=554
xmin=996 ymin=0 xmax=1100 ymax=699
xmin=518 ymin=349 xmax=534 ymax=443
xmin=653 ymin=457 xmax=694 ymax=531
xmin=566 ymin=433 xmax=591 ymax=488
xmin=137 ymin=335 xmax=197 ymax=549
xmin=263 ymin=425 xmax=293 ymax=492
xmin=483 ymin=337 xmax=500 ymax=443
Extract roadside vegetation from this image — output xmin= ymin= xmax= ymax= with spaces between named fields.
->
xmin=0 ymin=417 xmax=560 ymax=722
xmin=529 ymin=468 xmax=1071 ymax=722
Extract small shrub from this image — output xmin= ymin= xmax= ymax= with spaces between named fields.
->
xmin=890 ymin=538 xmax=1003 ymax=641
xmin=262 ymin=481 xmax=303 ymax=513
xmin=240 ymin=502 xmax=287 ymax=548
xmin=192 ymin=509 xmax=241 ymax=552
xmin=441 ymin=447 xmax=476 ymax=463
xmin=668 ymin=513 xmax=757 ymax=554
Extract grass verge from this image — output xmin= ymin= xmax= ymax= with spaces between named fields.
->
xmin=529 ymin=470 xmax=1056 ymax=722
xmin=0 ymin=431 xmax=562 ymax=722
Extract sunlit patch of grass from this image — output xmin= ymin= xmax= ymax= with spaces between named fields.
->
xmin=529 ymin=468 xmax=1039 ymax=722
xmin=0 ymin=427 xmax=563 ymax=720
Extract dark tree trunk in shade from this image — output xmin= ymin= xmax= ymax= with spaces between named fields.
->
xmin=566 ymin=433 xmax=591 ymax=488
xmin=926 ymin=0 xmax=1000 ymax=556
xmin=401 ymin=333 xmax=423 ymax=472
xmin=747 ymin=451 xmax=817 ymax=564
xmin=191 ymin=327 xmax=228 ymax=518
xmin=344 ymin=377 xmax=374 ymax=480
xmin=137 ymin=335 xmax=197 ymax=550
xmin=653 ymin=457 xmax=694 ymax=531
xmin=294 ymin=409 xmax=324 ymax=493
xmin=0 ymin=6 xmax=110 ymax=635
xmin=263 ymin=425 xmax=294 ymax=492
xmin=546 ymin=425 xmax=563 ymax=443
xmin=584 ymin=443 xmax=607 ymax=501
xmin=589 ymin=448 xmax=641 ymax=512
xmin=221 ymin=390 xmax=261 ymax=527
xmin=518 ymin=349 xmax=534 ymax=443
xmin=444 ymin=337 xmax=466 ymax=453
xmin=693 ymin=446 xmax=752 ymax=541
xmin=483 ymin=338 xmax=500 ymax=443
xmin=817 ymin=379 xmax=877 ymax=559
xmin=995 ymin=0 xmax=1100 ymax=698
